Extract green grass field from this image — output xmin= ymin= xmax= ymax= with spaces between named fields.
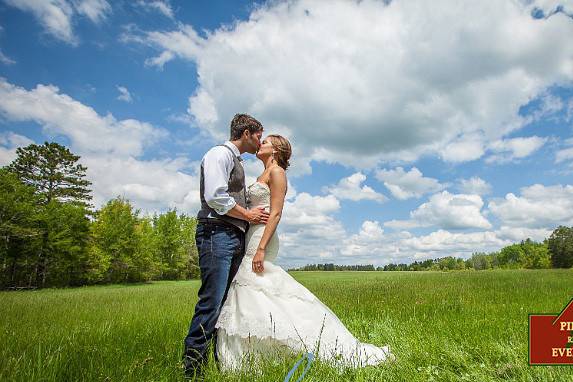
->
xmin=1 ymin=269 xmax=573 ymax=381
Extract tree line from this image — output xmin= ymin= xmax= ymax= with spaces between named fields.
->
xmin=0 ymin=142 xmax=199 ymax=289
xmin=292 ymin=228 xmax=573 ymax=272
xmin=3 ymin=142 xmax=572 ymax=288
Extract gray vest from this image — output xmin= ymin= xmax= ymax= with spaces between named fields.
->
xmin=197 ymin=145 xmax=248 ymax=232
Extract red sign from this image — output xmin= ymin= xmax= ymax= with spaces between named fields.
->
xmin=529 ymin=298 xmax=573 ymax=365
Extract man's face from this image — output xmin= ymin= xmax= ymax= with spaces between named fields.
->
xmin=244 ymin=129 xmax=263 ymax=154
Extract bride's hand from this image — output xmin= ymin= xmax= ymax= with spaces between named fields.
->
xmin=252 ymin=249 xmax=265 ymax=273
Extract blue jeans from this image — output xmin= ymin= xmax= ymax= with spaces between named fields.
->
xmin=183 ymin=222 xmax=244 ymax=368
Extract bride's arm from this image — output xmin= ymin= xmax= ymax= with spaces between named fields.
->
xmin=252 ymin=166 xmax=287 ymax=273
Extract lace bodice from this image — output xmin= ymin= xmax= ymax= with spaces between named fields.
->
xmin=244 ymin=182 xmax=279 ymax=261
xmin=247 ymin=182 xmax=270 ymax=211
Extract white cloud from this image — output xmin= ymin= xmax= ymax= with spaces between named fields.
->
xmin=122 ymin=25 xmax=202 ymax=69
xmin=282 ymin=193 xmax=340 ymax=227
xmin=556 ymin=138 xmax=573 ymax=163
xmin=135 ymin=0 xmax=174 ymax=19
xmin=277 ymin=192 xmax=346 ymax=267
xmin=526 ymin=92 xmax=564 ymax=122
xmin=567 ymin=100 xmax=573 ymax=121
xmin=280 ymin=181 xmax=569 ymax=267
xmin=488 ymin=184 xmax=573 ymax=228
xmin=82 ymin=155 xmax=200 ymax=214
xmin=556 ymin=146 xmax=573 ymax=163
xmin=116 ymin=85 xmax=133 ymax=103
xmin=495 ymin=226 xmax=553 ymax=242
xmin=456 ymin=176 xmax=492 ymax=195
xmin=5 ymin=0 xmax=76 ymax=43
xmin=486 ymin=136 xmax=548 ymax=163
xmin=72 ymin=0 xmax=111 ymax=24
xmin=439 ymin=135 xmax=485 ymax=163
xmin=341 ymin=221 xmax=507 ymax=264
xmin=375 ymin=167 xmax=444 ymax=200
xmin=0 ymin=131 xmax=34 ymax=166
xmin=0 ymin=49 xmax=15 ymax=65
xmin=341 ymin=220 xmax=398 ymax=260
xmin=0 ymin=79 xmax=201 ymax=216
xmin=385 ymin=191 xmax=491 ymax=230
xmin=4 ymin=0 xmax=110 ymax=44
xmin=398 ymin=230 xmax=507 ymax=260
xmin=323 ymin=172 xmax=387 ymax=203
xmin=0 ymin=78 xmax=165 ymax=157
xmin=125 ymin=0 xmax=573 ymax=169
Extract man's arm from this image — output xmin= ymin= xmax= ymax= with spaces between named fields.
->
xmin=203 ymin=146 xmax=269 ymax=224
xmin=202 ymin=147 xmax=237 ymax=215
xmin=226 ymin=203 xmax=269 ymax=225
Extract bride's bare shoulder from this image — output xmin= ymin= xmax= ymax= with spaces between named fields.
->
xmin=269 ymin=166 xmax=286 ymax=178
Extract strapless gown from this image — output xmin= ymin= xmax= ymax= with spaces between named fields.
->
xmin=215 ymin=182 xmax=393 ymax=369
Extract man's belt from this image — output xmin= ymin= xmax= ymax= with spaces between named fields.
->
xmin=197 ymin=218 xmax=245 ymax=234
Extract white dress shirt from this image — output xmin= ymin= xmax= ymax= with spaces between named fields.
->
xmin=202 ymin=141 xmax=243 ymax=215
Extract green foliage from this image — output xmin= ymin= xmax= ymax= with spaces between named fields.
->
xmin=465 ymin=252 xmax=492 ymax=270
xmin=548 ymin=226 xmax=573 ymax=268
xmin=7 ymin=142 xmax=92 ymax=208
xmin=134 ymin=217 xmax=159 ymax=282
xmin=88 ymin=198 xmax=199 ymax=285
xmin=180 ymin=214 xmax=199 ymax=279
xmin=40 ymin=200 xmax=91 ymax=287
xmin=90 ymin=197 xmax=144 ymax=283
xmin=0 ymin=168 xmax=42 ymax=288
xmin=1 ymin=141 xmax=200 ymax=289
xmin=153 ymin=210 xmax=186 ymax=280
xmin=2 ymin=142 xmax=94 ymax=288
xmin=497 ymin=244 xmax=525 ymax=268
xmin=521 ymin=239 xmax=551 ymax=269
xmin=0 ymin=168 xmax=91 ymax=288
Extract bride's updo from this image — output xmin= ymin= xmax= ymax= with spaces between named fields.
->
xmin=268 ymin=135 xmax=292 ymax=170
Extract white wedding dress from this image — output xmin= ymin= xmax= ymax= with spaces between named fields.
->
xmin=215 ymin=182 xmax=393 ymax=370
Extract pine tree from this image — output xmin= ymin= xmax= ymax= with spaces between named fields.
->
xmin=7 ymin=142 xmax=92 ymax=208
xmin=6 ymin=142 xmax=93 ymax=287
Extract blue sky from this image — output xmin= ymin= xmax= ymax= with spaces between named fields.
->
xmin=1 ymin=0 xmax=572 ymax=268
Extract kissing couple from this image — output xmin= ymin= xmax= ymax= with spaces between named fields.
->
xmin=182 ymin=114 xmax=393 ymax=377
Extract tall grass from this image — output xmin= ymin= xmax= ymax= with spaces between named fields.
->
xmin=1 ymin=269 xmax=572 ymax=381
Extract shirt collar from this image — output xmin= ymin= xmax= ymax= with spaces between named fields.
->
xmin=224 ymin=141 xmax=242 ymax=161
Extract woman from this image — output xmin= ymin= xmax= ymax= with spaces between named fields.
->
xmin=215 ymin=135 xmax=393 ymax=369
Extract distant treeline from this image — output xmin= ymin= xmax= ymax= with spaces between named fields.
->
xmin=292 ymin=227 xmax=573 ymax=272
xmin=294 ymin=264 xmax=377 ymax=271
xmin=1 ymin=142 xmax=199 ymax=289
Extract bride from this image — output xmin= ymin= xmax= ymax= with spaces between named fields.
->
xmin=215 ymin=135 xmax=393 ymax=369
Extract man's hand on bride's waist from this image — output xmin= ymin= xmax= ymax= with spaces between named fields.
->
xmin=246 ymin=207 xmax=269 ymax=225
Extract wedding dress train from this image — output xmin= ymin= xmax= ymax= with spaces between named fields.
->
xmin=215 ymin=182 xmax=393 ymax=369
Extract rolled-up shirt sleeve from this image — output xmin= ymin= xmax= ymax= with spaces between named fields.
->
xmin=202 ymin=147 xmax=237 ymax=215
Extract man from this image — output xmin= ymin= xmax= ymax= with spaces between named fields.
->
xmin=183 ymin=114 xmax=269 ymax=377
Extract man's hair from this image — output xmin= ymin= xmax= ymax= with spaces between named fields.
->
xmin=229 ymin=114 xmax=263 ymax=140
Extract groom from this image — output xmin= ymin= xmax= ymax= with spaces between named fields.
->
xmin=183 ymin=114 xmax=269 ymax=376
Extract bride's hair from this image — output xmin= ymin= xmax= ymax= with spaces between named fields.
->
xmin=268 ymin=135 xmax=292 ymax=170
